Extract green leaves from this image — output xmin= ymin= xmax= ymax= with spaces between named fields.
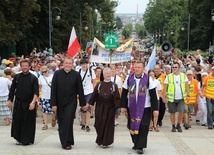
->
xmin=143 ymin=0 xmax=214 ymax=51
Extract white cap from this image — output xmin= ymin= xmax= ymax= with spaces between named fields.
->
xmin=211 ymin=66 xmax=214 ymax=70
xmin=201 ymin=72 xmax=208 ymax=76
xmin=186 ymin=70 xmax=193 ymax=75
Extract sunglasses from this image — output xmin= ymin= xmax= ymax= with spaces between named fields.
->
xmin=42 ymin=71 xmax=47 ymax=74
xmin=172 ymin=67 xmax=178 ymax=69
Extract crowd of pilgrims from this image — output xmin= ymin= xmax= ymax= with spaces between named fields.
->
xmin=0 ymin=48 xmax=214 ymax=153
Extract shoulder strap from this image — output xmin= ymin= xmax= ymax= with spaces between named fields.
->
xmin=43 ymin=75 xmax=51 ymax=87
xmin=97 ymin=81 xmax=102 ymax=93
xmin=80 ymin=68 xmax=88 ymax=82
xmin=111 ymin=82 xmax=115 ymax=95
xmin=16 ymin=73 xmax=34 ymax=84
xmin=114 ymin=75 xmax=116 ymax=83
xmin=89 ymin=66 xmax=92 ymax=76
xmin=15 ymin=74 xmax=20 ymax=82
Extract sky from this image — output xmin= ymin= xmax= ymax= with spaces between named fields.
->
xmin=116 ymin=0 xmax=150 ymax=14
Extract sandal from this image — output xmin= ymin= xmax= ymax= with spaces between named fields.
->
xmin=52 ymin=120 xmax=56 ymax=127
xmin=149 ymin=127 xmax=153 ymax=131
xmin=42 ymin=125 xmax=48 ymax=130
xmin=154 ymin=127 xmax=159 ymax=132
xmin=5 ymin=118 xmax=10 ymax=126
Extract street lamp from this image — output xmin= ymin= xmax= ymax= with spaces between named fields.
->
xmin=181 ymin=14 xmax=191 ymax=51
xmin=49 ymin=0 xmax=61 ymax=47
xmin=211 ymin=8 xmax=214 ymax=21
xmin=79 ymin=13 xmax=88 ymax=46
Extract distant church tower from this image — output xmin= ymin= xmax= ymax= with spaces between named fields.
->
xmin=136 ymin=4 xmax=138 ymax=19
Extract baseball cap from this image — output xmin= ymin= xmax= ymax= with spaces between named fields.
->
xmin=186 ymin=70 xmax=193 ymax=75
xmin=211 ymin=66 xmax=214 ymax=70
xmin=4 ymin=60 xmax=13 ymax=65
xmin=201 ymin=72 xmax=208 ymax=76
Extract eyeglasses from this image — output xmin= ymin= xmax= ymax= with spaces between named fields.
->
xmin=42 ymin=71 xmax=47 ymax=74
xmin=172 ymin=67 xmax=178 ymax=69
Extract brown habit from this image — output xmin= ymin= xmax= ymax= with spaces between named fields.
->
xmin=88 ymin=81 xmax=120 ymax=146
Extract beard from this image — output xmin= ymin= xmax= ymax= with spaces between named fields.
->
xmin=22 ymin=69 xmax=30 ymax=74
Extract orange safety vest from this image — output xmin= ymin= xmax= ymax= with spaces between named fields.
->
xmin=204 ymin=75 xmax=214 ymax=100
xmin=156 ymin=73 xmax=166 ymax=97
xmin=184 ymin=78 xmax=198 ymax=104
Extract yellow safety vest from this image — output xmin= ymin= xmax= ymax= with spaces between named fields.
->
xmin=184 ymin=79 xmax=198 ymax=104
xmin=167 ymin=73 xmax=186 ymax=102
xmin=204 ymin=75 xmax=214 ymax=100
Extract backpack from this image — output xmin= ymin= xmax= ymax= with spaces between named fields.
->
xmin=97 ymin=81 xmax=115 ymax=96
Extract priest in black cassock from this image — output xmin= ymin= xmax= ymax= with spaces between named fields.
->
xmin=120 ymin=61 xmax=158 ymax=154
xmin=8 ymin=59 xmax=39 ymax=145
xmin=50 ymin=57 xmax=88 ymax=150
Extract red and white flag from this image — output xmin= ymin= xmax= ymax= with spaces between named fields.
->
xmin=67 ymin=27 xmax=81 ymax=58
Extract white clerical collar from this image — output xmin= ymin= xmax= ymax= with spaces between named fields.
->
xmin=134 ymin=73 xmax=144 ymax=79
xmin=104 ymin=79 xmax=111 ymax=82
xmin=64 ymin=69 xmax=71 ymax=73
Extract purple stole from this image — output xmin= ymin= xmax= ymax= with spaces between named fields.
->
xmin=128 ymin=73 xmax=148 ymax=135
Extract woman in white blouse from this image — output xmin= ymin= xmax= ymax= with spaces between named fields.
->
xmin=0 ymin=71 xmax=12 ymax=125
xmin=38 ymin=66 xmax=56 ymax=130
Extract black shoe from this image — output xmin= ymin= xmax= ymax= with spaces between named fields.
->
xmin=81 ymin=125 xmax=85 ymax=130
xmin=101 ymin=145 xmax=108 ymax=149
xmin=171 ymin=126 xmax=176 ymax=132
xmin=208 ymin=126 xmax=213 ymax=130
xmin=63 ymin=145 xmax=72 ymax=150
xmin=201 ymin=124 xmax=207 ymax=126
xmin=132 ymin=146 xmax=136 ymax=150
xmin=176 ymin=125 xmax=182 ymax=132
xmin=90 ymin=115 xmax=94 ymax=118
xmin=184 ymin=123 xmax=190 ymax=130
xmin=158 ymin=121 xmax=162 ymax=127
xmin=136 ymin=149 xmax=144 ymax=154
xmin=196 ymin=120 xmax=200 ymax=125
xmin=86 ymin=126 xmax=90 ymax=132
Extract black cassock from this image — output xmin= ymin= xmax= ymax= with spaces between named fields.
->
xmin=50 ymin=69 xmax=85 ymax=148
xmin=88 ymin=81 xmax=120 ymax=146
xmin=8 ymin=73 xmax=39 ymax=145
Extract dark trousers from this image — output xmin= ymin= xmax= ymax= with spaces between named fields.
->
xmin=158 ymin=97 xmax=166 ymax=124
xmin=130 ymin=108 xmax=151 ymax=149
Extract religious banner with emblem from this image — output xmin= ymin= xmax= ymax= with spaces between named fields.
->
xmin=90 ymin=37 xmax=134 ymax=63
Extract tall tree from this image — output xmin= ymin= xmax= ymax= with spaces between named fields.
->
xmin=0 ymin=0 xmax=40 ymax=46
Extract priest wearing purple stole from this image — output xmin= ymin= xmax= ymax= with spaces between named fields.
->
xmin=120 ymin=61 xmax=158 ymax=154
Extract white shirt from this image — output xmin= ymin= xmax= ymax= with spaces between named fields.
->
xmin=123 ymin=74 xmax=155 ymax=108
xmin=0 ymin=77 xmax=12 ymax=96
xmin=164 ymin=74 xmax=188 ymax=100
xmin=151 ymin=79 xmax=162 ymax=100
xmin=197 ymin=82 xmax=206 ymax=103
xmin=12 ymin=64 xmax=21 ymax=72
xmin=111 ymin=75 xmax=122 ymax=89
xmin=38 ymin=75 xmax=53 ymax=99
xmin=75 ymin=65 xmax=82 ymax=72
xmin=80 ymin=68 xmax=96 ymax=95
